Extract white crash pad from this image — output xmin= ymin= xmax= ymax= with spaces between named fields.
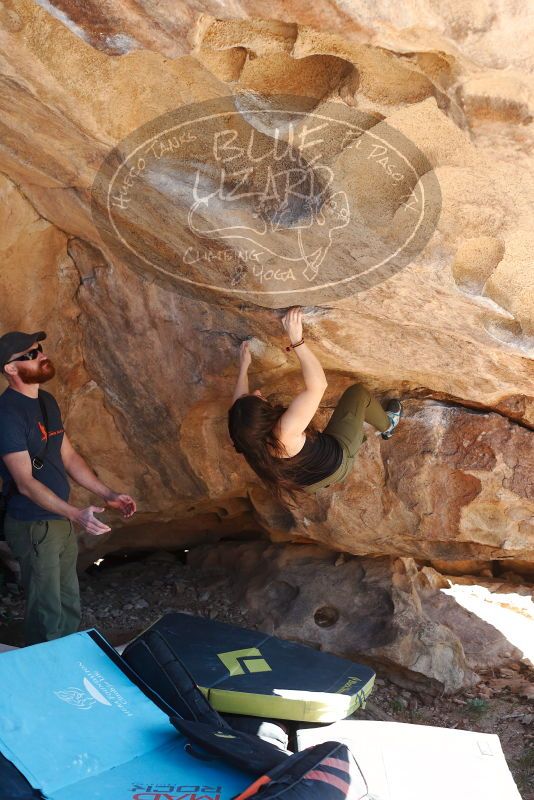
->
xmin=297 ymin=720 xmax=521 ymax=800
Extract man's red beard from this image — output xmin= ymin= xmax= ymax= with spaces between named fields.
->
xmin=18 ymin=359 xmax=56 ymax=384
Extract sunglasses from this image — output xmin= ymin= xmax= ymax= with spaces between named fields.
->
xmin=7 ymin=344 xmax=43 ymax=365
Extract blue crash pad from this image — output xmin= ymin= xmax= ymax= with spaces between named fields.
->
xmin=0 ymin=630 xmax=250 ymax=800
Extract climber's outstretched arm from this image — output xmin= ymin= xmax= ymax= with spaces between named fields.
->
xmin=278 ymin=308 xmax=327 ymax=440
xmin=231 ymin=340 xmax=251 ymax=405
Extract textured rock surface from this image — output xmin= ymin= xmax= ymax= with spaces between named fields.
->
xmin=0 ymin=1 xmax=532 ymax=566
xmin=260 ymin=400 xmax=534 ymax=562
xmin=188 ymin=541 xmax=525 ymax=692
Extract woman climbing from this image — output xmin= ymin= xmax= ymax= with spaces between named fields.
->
xmin=228 ymin=307 xmax=402 ymax=506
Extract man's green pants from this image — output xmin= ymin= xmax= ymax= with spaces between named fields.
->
xmin=4 ymin=516 xmax=81 ymax=646
xmin=304 ymin=383 xmax=391 ymax=494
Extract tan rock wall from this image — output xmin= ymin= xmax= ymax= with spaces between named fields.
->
xmin=0 ymin=1 xmax=532 ymax=566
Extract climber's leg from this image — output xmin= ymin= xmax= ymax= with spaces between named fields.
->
xmin=324 ymin=383 xmax=390 ymax=457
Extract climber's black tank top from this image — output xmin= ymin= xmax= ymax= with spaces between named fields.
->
xmin=272 ymin=431 xmax=344 ymax=486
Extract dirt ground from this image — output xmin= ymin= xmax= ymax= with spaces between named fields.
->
xmin=1 ymin=550 xmax=532 ymax=798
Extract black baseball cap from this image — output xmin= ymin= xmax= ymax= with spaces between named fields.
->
xmin=0 ymin=331 xmax=47 ymax=372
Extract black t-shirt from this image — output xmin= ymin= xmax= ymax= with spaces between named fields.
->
xmin=0 ymin=387 xmax=70 ymax=521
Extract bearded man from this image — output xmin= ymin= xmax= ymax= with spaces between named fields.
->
xmin=0 ymin=330 xmax=136 ymax=645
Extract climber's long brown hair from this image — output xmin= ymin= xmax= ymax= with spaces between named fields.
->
xmin=228 ymin=394 xmax=317 ymax=508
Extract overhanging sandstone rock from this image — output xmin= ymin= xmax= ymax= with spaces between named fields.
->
xmin=0 ymin=2 xmax=532 ymax=568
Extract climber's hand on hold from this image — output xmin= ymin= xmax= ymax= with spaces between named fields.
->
xmin=239 ymin=340 xmax=252 ymax=370
xmin=231 ymin=341 xmax=251 ymax=404
xmin=282 ymin=307 xmax=303 ymax=345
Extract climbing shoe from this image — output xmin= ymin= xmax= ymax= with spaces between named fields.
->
xmin=381 ymin=399 xmax=403 ymax=439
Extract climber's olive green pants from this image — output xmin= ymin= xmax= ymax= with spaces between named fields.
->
xmin=303 ymin=383 xmax=390 ymax=494
xmin=4 ymin=516 xmax=81 ymax=646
